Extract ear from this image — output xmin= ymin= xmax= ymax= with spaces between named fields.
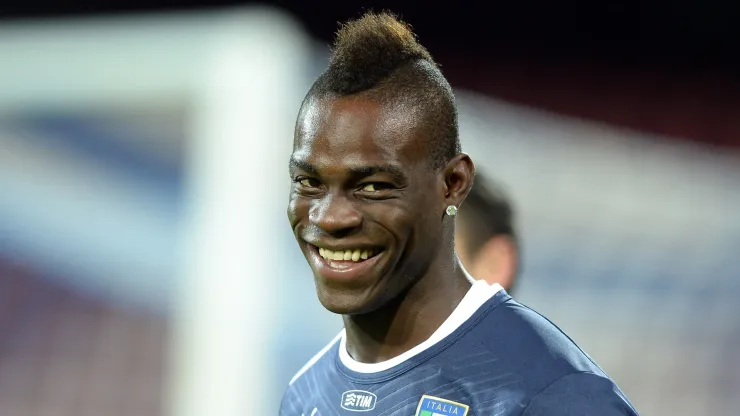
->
xmin=443 ymin=153 xmax=475 ymax=209
xmin=471 ymin=235 xmax=518 ymax=291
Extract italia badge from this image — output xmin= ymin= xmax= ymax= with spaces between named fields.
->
xmin=415 ymin=395 xmax=469 ymax=416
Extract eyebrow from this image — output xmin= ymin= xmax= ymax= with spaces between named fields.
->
xmin=289 ymin=156 xmax=407 ymax=182
xmin=289 ymin=157 xmax=319 ymax=175
xmin=348 ymin=165 xmax=406 ymax=182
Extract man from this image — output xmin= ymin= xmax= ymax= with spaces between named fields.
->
xmin=455 ymin=175 xmax=519 ymax=293
xmin=282 ymin=11 xmax=637 ymax=416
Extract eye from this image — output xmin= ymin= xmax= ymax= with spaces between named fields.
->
xmin=360 ymin=183 xmax=392 ymax=193
xmin=296 ymin=177 xmax=320 ymax=188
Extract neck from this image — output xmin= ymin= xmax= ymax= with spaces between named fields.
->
xmin=342 ymin=256 xmax=472 ymax=364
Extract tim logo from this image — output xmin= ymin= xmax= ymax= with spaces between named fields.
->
xmin=341 ymin=390 xmax=377 ymax=412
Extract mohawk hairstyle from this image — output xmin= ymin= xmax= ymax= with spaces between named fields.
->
xmin=326 ymin=12 xmax=433 ymax=94
xmin=303 ymin=11 xmax=460 ymax=169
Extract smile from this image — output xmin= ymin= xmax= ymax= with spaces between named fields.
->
xmin=308 ymin=244 xmax=384 ymax=280
xmin=318 ymin=247 xmax=378 ymax=263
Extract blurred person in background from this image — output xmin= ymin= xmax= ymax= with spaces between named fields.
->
xmin=281 ymin=11 xmax=637 ymax=416
xmin=455 ymin=174 xmax=519 ymax=293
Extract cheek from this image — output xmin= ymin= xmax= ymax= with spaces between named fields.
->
xmin=413 ymin=197 xmax=444 ymax=246
xmin=361 ymin=201 xmax=415 ymax=243
xmin=375 ymin=199 xmax=436 ymax=243
xmin=287 ymin=192 xmax=308 ymax=228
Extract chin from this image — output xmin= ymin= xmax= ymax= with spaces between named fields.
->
xmin=317 ymin=292 xmax=366 ymax=315
xmin=308 ymin=251 xmax=416 ymax=315
xmin=314 ymin=284 xmax=387 ymax=316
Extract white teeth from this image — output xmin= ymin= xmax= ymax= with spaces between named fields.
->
xmin=317 ymin=247 xmax=377 ymax=262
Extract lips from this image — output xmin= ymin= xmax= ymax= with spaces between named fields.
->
xmin=306 ymin=244 xmax=384 ymax=282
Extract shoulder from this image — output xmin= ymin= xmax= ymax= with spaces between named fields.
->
xmin=521 ymin=371 xmax=639 ymax=415
xmin=463 ymin=298 xmax=637 ymax=412
xmin=288 ymin=330 xmax=343 ymax=386
xmin=470 ymin=298 xmax=613 ymax=390
xmin=279 ymin=331 xmax=343 ymax=415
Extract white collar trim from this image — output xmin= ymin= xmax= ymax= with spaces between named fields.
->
xmin=338 ymin=280 xmax=503 ymax=374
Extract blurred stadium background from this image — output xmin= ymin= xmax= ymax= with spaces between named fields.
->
xmin=1 ymin=2 xmax=739 ymax=415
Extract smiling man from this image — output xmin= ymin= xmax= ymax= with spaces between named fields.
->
xmin=281 ymin=11 xmax=638 ymax=416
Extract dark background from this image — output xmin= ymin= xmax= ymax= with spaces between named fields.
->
xmin=3 ymin=1 xmax=739 ymax=146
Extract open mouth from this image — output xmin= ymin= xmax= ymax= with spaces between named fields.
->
xmin=308 ymin=244 xmax=384 ymax=276
xmin=318 ymin=247 xmax=379 ymax=262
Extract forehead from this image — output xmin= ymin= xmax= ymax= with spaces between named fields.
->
xmin=293 ymin=96 xmax=427 ymax=169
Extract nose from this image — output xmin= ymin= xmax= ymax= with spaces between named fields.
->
xmin=309 ymin=193 xmax=362 ymax=237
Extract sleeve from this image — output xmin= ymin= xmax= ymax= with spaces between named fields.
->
xmin=520 ymin=372 xmax=639 ymax=416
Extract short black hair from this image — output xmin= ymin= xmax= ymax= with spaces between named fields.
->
xmin=459 ymin=174 xmax=520 ymax=281
xmin=300 ymin=11 xmax=460 ymax=170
